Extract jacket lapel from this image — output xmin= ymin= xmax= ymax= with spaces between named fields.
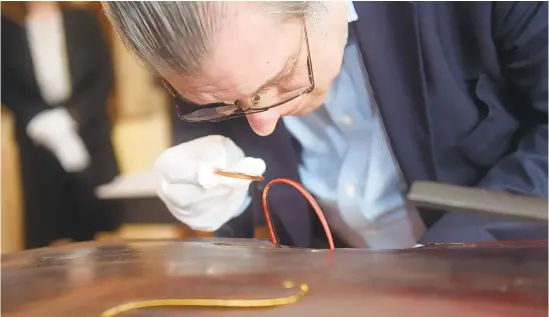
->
xmin=352 ymin=1 xmax=437 ymax=184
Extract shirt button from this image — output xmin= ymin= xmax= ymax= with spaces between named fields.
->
xmin=341 ymin=114 xmax=354 ymax=126
xmin=344 ymin=184 xmax=356 ymax=197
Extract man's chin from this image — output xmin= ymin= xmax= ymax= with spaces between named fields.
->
xmin=290 ymin=108 xmax=315 ymax=116
xmin=282 ymin=103 xmax=322 ymax=117
xmin=282 ymin=94 xmax=326 ymax=117
xmin=246 ymin=98 xmax=324 ymax=136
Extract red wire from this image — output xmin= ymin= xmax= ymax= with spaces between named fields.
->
xmin=261 ymin=178 xmax=335 ymax=251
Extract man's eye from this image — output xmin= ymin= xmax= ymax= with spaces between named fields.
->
xmin=252 ymin=86 xmax=272 ymax=104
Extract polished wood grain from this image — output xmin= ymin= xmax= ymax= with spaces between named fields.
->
xmin=2 ymin=239 xmax=547 ymax=317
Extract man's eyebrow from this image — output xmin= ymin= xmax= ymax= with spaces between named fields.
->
xmin=249 ymin=50 xmax=300 ymax=97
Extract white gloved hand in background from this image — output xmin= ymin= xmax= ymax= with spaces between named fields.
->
xmin=154 ymin=135 xmax=266 ymax=232
xmin=26 ymin=107 xmax=91 ymax=173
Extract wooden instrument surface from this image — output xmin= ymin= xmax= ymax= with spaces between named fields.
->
xmin=2 ymin=239 xmax=547 ymax=317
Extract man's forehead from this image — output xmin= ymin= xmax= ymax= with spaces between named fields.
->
xmin=164 ymin=11 xmax=302 ymax=103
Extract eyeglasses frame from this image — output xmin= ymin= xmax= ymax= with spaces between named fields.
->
xmin=163 ymin=21 xmax=315 ymax=123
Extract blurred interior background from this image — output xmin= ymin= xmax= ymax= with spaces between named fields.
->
xmin=1 ymin=1 xmax=215 ymax=253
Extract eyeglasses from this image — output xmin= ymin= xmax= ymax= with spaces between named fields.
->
xmin=163 ymin=22 xmax=315 ymax=123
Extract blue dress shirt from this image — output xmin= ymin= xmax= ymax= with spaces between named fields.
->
xmin=281 ymin=3 xmax=425 ymax=249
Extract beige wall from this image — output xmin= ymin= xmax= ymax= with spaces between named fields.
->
xmin=110 ymin=34 xmax=171 ymax=175
xmin=1 ymin=109 xmax=24 ymax=253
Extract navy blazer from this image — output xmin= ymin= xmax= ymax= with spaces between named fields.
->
xmin=171 ymin=2 xmax=548 ymax=247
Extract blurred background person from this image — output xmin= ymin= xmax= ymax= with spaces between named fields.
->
xmin=1 ymin=1 xmax=119 ymax=249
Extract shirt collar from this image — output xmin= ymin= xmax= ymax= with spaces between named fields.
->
xmin=347 ymin=1 xmax=358 ymax=22
xmin=345 ymin=2 xmax=358 ymax=44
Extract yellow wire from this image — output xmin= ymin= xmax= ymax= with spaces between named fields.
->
xmin=100 ymin=281 xmax=308 ymax=317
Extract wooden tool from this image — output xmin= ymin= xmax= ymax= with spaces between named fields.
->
xmin=213 ymin=169 xmax=265 ymax=182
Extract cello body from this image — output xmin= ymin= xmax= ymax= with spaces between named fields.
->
xmin=1 ymin=238 xmax=547 ymax=317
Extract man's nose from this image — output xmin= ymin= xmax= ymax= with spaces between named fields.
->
xmin=246 ymin=109 xmax=281 ymax=137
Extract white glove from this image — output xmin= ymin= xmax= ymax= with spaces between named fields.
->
xmin=26 ymin=107 xmax=91 ymax=173
xmin=154 ymin=135 xmax=266 ymax=232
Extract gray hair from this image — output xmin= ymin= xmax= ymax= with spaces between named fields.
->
xmin=102 ymin=1 xmax=323 ymax=76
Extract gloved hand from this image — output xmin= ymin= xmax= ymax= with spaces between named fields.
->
xmin=154 ymin=135 xmax=266 ymax=232
xmin=26 ymin=107 xmax=91 ymax=173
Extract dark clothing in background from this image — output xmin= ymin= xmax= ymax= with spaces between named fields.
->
xmin=1 ymin=8 xmax=120 ymax=249
xmin=171 ymin=2 xmax=548 ymax=248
